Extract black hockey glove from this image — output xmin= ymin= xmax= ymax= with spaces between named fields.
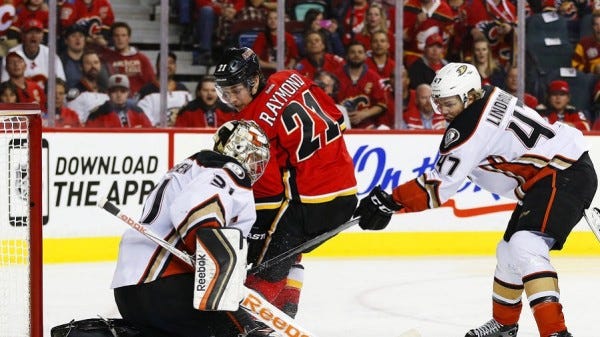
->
xmin=354 ymin=185 xmax=402 ymax=230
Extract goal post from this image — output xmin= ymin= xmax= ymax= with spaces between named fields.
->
xmin=0 ymin=107 xmax=43 ymax=337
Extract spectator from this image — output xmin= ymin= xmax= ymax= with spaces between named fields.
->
xmin=251 ymin=9 xmax=299 ymax=78
xmin=446 ymin=0 xmax=469 ymax=62
xmin=137 ymin=52 xmax=189 ymax=100
xmin=503 ymin=65 xmax=539 ymax=109
xmin=572 ymin=11 xmax=600 ymax=74
xmin=536 ymin=80 xmax=590 ymax=131
xmin=93 ymin=22 xmax=155 ymax=99
xmin=339 ymin=0 xmax=369 ymax=46
xmin=48 ymin=78 xmax=81 ymax=127
xmin=136 ymin=52 xmax=191 ymax=126
xmin=59 ymin=23 xmax=89 ymax=89
xmin=1 ymin=19 xmax=66 ymax=88
xmin=0 ymin=3 xmax=20 ymax=57
xmin=403 ymin=83 xmax=446 ymax=130
xmin=467 ymin=0 xmax=517 ymax=68
xmin=66 ymin=50 xmax=109 ymax=123
xmin=4 ymin=50 xmax=46 ymax=110
xmin=471 ymin=37 xmax=506 ymax=87
xmin=300 ymin=8 xmax=344 ymax=57
xmin=174 ymin=75 xmax=238 ymax=128
xmin=192 ymin=0 xmax=245 ymax=65
xmin=408 ymin=33 xmax=448 ymax=89
xmin=0 ymin=81 xmax=18 ymax=103
xmin=85 ymin=74 xmax=152 ymax=128
xmin=295 ymin=31 xmax=345 ymax=79
xmin=60 ymin=0 xmax=115 ymax=41
xmin=13 ymin=0 xmax=48 ymax=36
xmin=354 ymin=2 xmax=395 ymax=57
xmin=365 ymin=30 xmax=395 ymax=127
xmin=335 ymin=41 xmax=387 ymax=129
xmin=313 ymin=70 xmax=351 ymax=129
xmin=403 ymin=0 xmax=455 ymax=67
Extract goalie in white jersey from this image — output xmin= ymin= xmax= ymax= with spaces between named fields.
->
xmin=111 ymin=120 xmax=272 ymax=336
xmin=356 ymin=63 xmax=597 ymax=337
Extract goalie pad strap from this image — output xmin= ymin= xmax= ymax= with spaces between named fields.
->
xmin=194 ymin=227 xmax=247 ymax=311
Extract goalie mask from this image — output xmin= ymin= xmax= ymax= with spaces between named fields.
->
xmin=213 ymin=120 xmax=270 ymax=184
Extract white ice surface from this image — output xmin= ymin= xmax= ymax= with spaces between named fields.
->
xmin=44 ymin=256 xmax=600 ymax=337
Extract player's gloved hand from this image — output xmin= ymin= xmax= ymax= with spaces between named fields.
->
xmin=354 ymin=185 xmax=402 ymax=230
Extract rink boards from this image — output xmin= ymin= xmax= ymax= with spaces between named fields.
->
xmin=38 ymin=128 xmax=600 ymax=263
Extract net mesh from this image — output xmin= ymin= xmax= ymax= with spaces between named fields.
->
xmin=0 ymin=115 xmax=31 ymax=337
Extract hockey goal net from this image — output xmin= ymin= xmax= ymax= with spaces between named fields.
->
xmin=0 ymin=108 xmax=42 ymax=337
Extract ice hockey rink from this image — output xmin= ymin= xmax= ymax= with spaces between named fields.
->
xmin=45 ymin=256 xmax=600 ymax=337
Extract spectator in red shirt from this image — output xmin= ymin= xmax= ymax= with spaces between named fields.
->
xmin=403 ymin=0 xmax=455 ymax=67
xmin=572 ymin=11 xmax=600 ymax=74
xmin=335 ymin=41 xmax=387 ymax=129
xmin=340 ymin=0 xmax=369 ymax=46
xmin=60 ymin=0 xmax=115 ymax=40
xmin=366 ymin=30 xmax=395 ymax=127
xmin=48 ymin=78 xmax=81 ymax=127
xmin=13 ymin=0 xmax=48 ymax=35
xmin=354 ymin=2 xmax=394 ymax=58
xmin=4 ymin=50 xmax=46 ymax=110
xmin=294 ymin=31 xmax=345 ymax=80
xmin=536 ymin=80 xmax=590 ymax=132
xmin=251 ymin=9 xmax=299 ymax=78
xmin=93 ymin=22 xmax=156 ymax=100
xmin=85 ymin=74 xmax=152 ymax=128
xmin=503 ymin=65 xmax=539 ymax=109
xmin=174 ymin=75 xmax=238 ymax=128
xmin=403 ymin=83 xmax=446 ymax=130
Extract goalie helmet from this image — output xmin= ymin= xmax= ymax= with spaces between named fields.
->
xmin=213 ymin=47 xmax=262 ymax=89
xmin=431 ymin=63 xmax=481 ymax=108
xmin=213 ymin=120 xmax=270 ymax=184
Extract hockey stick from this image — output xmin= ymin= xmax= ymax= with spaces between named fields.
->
xmin=248 ymin=216 xmax=361 ymax=274
xmin=98 ymin=198 xmax=319 ymax=337
xmin=583 ymin=207 xmax=600 ymax=243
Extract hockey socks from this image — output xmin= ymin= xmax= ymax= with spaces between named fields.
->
xmin=245 ymin=274 xmax=286 ymax=303
xmin=272 ymin=264 xmax=304 ymax=318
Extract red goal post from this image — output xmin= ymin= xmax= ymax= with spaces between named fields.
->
xmin=0 ymin=106 xmax=42 ymax=337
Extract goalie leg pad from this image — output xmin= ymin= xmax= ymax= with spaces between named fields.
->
xmin=194 ymin=227 xmax=248 ymax=311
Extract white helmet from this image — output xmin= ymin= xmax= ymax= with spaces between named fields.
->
xmin=213 ymin=120 xmax=270 ymax=184
xmin=431 ymin=63 xmax=481 ymax=107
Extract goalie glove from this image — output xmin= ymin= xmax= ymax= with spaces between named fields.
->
xmin=354 ymin=185 xmax=402 ymax=230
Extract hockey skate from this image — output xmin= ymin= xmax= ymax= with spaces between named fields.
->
xmin=548 ymin=331 xmax=572 ymax=337
xmin=465 ymin=319 xmax=518 ymax=337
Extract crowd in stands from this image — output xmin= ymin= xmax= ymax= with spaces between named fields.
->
xmin=1 ymin=0 xmax=600 ymax=131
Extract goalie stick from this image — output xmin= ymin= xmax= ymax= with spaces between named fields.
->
xmin=248 ymin=216 xmax=361 ymax=274
xmin=583 ymin=207 xmax=600 ymax=243
xmin=98 ymin=198 xmax=319 ymax=337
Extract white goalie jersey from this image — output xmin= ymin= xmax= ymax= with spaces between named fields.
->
xmin=111 ymin=150 xmax=256 ymax=288
xmin=394 ymin=86 xmax=588 ymax=211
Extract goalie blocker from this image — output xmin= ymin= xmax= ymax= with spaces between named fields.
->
xmin=194 ymin=227 xmax=247 ymax=311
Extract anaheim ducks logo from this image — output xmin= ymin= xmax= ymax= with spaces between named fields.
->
xmin=443 ymin=128 xmax=460 ymax=149
xmin=456 ymin=65 xmax=468 ymax=76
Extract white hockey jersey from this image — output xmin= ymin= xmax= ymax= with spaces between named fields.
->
xmin=111 ymin=150 xmax=256 ymax=288
xmin=393 ymin=86 xmax=588 ymax=211
xmin=1 ymin=44 xmax=66 ymax=86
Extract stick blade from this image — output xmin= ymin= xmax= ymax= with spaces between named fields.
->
xmin=398 ymin=328 xmax=422 ymax=337
xmin=583 ymin=208 xmax=600 ymax=243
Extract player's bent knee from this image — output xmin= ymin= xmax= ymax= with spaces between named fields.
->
xmin=508 ymin=231 xmax=555 ymax=276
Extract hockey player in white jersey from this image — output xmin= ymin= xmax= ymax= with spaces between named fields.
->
xmin=355 ymin=63 xmax=597 ymax=337
xmin=111 ymin=120 xmax=272 ymax=336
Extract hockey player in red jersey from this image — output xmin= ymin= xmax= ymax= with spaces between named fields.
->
xmin=355 ymin=63 xmax=597 ymax=337
xmin=112 ymin=120 xmax=272 ymax=336
xmin=213 ymin=47 xmax=358 ymax=319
